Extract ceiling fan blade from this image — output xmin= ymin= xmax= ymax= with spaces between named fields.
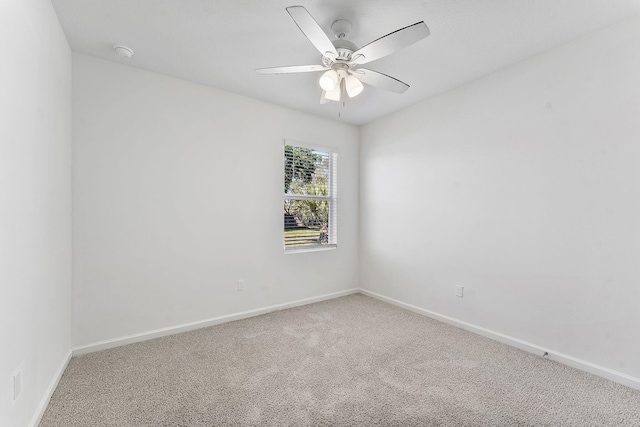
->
xmin=286 ymin=6 xmax=338 ymax=58
xmin=351 ymin=22 xmax=430 ymax=65
xmin=256 ymin=65 xmax=328 ymax=75
xmin=352 ymin=68 xmax=410 ymax=93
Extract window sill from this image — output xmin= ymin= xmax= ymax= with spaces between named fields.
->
xmin=284 ymin=245 xmax=337 ymax=254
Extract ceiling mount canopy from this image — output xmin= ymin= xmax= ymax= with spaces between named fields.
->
xmin=331 ymin=19 xmax=352 ymax=40
xmin=256 ymin=6 xmax=430 ymax=105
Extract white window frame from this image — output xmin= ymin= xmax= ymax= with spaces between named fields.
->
xmin=284 ymin=139 xmax=338 ymax=253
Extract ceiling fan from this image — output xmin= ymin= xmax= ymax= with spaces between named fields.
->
xmin=256 ymin=6 xmax=430 ymax=104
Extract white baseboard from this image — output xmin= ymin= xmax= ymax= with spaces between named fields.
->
xmin=29 ymin=349 xmax=72 ymax=427
xmin=358 ymin=288 xmax=640 ymax=391
xmin=73 ymin=288 xmax=359 ymax=356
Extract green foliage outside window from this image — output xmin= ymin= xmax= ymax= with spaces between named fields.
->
xmin=284 ymin=145 xmax=332 ymax=247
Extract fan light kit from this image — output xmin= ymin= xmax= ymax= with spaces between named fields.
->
xmin=257 ymin=6 xmax=430 ymax=105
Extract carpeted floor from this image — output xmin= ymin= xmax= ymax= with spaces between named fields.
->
xmin=40 ymin=293 xmax=640 ymax=426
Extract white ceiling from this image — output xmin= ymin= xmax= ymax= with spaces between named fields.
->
xmin=51 ymin=0 xmax=640 ymax=125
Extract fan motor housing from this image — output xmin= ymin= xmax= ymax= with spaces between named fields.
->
xmin=322 ymin=44 xmax=357 ymax=67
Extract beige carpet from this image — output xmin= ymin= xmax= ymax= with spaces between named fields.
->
xmin=40 ymin=294 xmax=640 ymax=426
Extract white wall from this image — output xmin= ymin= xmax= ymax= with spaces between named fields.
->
xmin=72 ymin=54 xmax=359 ymax=347
xmin=360 ymin=17 xmax=640 ymax=380
xmin=0 ymin=0 xmax=73 ymax=426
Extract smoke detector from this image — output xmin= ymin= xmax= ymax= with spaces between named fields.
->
xmin=113 ymin=45 xmax=134 ymax=58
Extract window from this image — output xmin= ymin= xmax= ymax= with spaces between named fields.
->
xmin=284 ymin=141 xmax=337 ymax=251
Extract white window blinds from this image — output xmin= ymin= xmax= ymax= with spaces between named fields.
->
xmin=284 ymin=142 xmax=338 ymax=250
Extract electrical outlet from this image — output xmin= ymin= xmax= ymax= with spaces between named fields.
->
xmin=455 ymin=285 xmax=464 ymax=298
xmin=237 ymin=280 xmax=245 ymax=291
xmin=13 ymin=370 xmax=21 ymax=402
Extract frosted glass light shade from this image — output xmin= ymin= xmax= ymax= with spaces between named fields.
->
xmin=319 ymin=70 xmax=339 ymax=91
xmin=345 ymin=74 xmax=363 ymax=97
xmin=324 ymin=82 xmax=342 ymax=101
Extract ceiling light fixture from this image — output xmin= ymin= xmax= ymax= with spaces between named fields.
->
xmin=324 ymin=81 xmax=342 ymax=101
xmin=319 ymin=69 xmax=339 ymax=91
xmin=321 ymin=72 xmax=364 ymax=103
xmin=345 ymin=74 xmax=364 ymax=98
